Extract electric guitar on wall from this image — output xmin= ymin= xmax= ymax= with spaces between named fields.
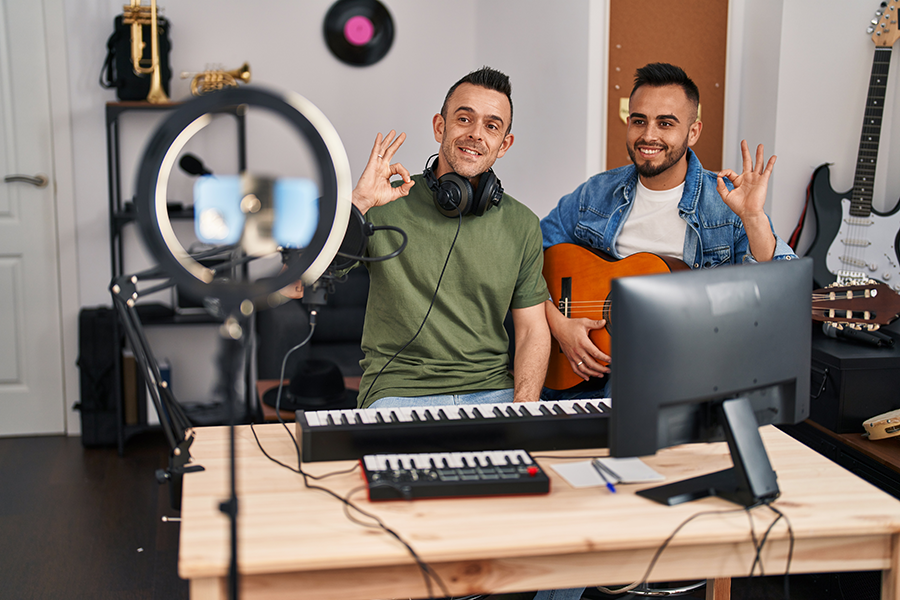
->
xmin=543 ymin=243 xmax=900 ymax=391
xmin=806 ymin=2 xmax=900 ymax=290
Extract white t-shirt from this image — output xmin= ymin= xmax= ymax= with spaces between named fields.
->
xmin=615 ymin=179 xmax=686 ymax=259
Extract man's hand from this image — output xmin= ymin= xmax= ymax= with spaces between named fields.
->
xmin=352 ymin=130 xmax=415 ymax=215
xmin=716 ymin=140 xmax=778 ymax=262
xmin=545 ymin=300 xmax=609 ymax=381
xmin=716 ymin=140 xmax=776 ymax=221
xmin=279 ymin=280 xmax=304 ymax=300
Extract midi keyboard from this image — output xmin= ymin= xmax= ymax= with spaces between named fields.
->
xmin=296 ymin=398 xmax=611 ymax=462
xmin=362 ymin=449 xmax=550 ymax=501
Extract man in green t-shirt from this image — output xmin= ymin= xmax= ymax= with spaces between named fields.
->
xmin=348 ymin=66 xmax=550 ymax=409
xmin=285 ymin=68 xmax=579 ymax=600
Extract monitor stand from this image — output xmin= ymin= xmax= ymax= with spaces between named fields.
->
xmin=637 ymin=397 xmax=780 ymax=507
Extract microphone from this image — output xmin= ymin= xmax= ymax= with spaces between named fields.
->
xmin=179 ymin=153 xmax=213 ymax=176
xmin=822 ymin=323 xmax=895 ymax=348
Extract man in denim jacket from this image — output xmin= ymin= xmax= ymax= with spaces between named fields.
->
xmin=540 ymin=62 xmax=797 ymax=393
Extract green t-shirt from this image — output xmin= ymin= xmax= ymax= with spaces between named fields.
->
xmin=356 ymin=173 xmax=549 ymax=407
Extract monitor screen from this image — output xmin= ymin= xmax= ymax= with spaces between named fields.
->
xmin=609 ymin=257 xmax=812 ymax=506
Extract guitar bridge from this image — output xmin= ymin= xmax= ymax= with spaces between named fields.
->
xmin=558 ymin=277 xmax=572 ymax=318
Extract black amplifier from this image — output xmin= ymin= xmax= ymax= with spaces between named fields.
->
xmin=809 ymin=325 xmax=900 ymax=434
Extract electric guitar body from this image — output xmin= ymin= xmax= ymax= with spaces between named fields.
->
xmin=807 ymin=164 xmax=848 ymax=288
xmin=825 ymin=196 xmax=900 ymax=291
xmin=542 ymin=243 xmax=688 ymax=391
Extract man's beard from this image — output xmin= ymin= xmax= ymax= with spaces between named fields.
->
xmin=627 ymin=136 xmax=689 ymax=178
xmin=440 ymin=139 xmax=489 ymax=179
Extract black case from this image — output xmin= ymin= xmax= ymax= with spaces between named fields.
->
xmin=75 ymin=307 xmax=119 ymax=447
xmin=810 ymin=326 xmax=900 ymax=434
xmin=100 ymin=15 xmax=172 ymax=101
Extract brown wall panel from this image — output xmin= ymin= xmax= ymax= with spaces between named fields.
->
xmin=607 ymin=1 xmax=729 ymax=172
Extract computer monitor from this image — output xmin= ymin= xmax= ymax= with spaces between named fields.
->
xmin=609 ymin=257 xmax=812 ymax=507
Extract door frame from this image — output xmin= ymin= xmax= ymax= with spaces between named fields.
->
xmin=41 ymin=0 xmax=80 ymax=435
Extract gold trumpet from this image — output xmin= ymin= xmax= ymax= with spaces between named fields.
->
xmin=122 ymin=0 xmax=168 ymax=103
xmin=181 ymin=63 xmax=251 ymax=96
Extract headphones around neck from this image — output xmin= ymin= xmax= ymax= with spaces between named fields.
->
xmin=423 ymin=154 xmax=503 ymax=218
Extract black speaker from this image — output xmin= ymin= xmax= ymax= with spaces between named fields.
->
xmin=423 ymin=155 xmax=503 ymax=218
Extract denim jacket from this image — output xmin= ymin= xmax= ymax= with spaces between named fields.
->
xmin=541 ymin=149 xmax=797 ymax=268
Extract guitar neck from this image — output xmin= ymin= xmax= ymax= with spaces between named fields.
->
xmin=851 ymin=46 xmax=893 ymax=217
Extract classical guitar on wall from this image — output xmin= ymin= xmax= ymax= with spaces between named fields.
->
xmin=806 ymin=2 xmax=900 ymax=290
xmin=543 ymin=243 xmax=900 ymax=391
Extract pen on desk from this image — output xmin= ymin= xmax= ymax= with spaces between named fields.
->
xmin=597 ymin=460 xmax=623 ymax=483
xmin=591 ymin=459 xmax=616 ymax=493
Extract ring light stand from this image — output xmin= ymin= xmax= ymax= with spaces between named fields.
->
xmin=114 ymin=86 xmax=351 ymax=600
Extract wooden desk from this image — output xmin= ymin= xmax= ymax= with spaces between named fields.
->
xmin=179 ymin=424 xmax=900 ymax=600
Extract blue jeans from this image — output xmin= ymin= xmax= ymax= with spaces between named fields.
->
xmin=371 ymin=390 xmax=585 ymax=600
xmin=369 ymin=388 xmax=514 ymax=408
xmin=533 ymin=589 xmax=584 ymax=600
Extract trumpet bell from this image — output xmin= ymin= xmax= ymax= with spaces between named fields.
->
xmin=187 ymin=63 xmax=252 ymax=96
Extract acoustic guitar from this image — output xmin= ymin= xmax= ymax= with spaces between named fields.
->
xmin=543 ymin=243 xmax=900 ymax=391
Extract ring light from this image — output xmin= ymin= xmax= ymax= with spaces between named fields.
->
xmin=134 ymin=86 xmax=352 ymax=314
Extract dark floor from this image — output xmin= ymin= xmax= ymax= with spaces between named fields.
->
xmin=0 ymin=431 xmax=187 ymax=600
xmin=0 ymin=432 xmax=883 ymax=600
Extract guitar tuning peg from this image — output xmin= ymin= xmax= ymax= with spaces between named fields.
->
xmin=869 ymin=25 xmax=877 ymax=33
xmin=873 ymin=18 xmax=881 ymax=24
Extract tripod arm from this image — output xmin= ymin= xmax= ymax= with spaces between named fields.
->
xmin=110 ymin=271 xmax=205 ymax=510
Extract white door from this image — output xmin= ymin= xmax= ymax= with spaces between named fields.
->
xmin=0 ymin=0 xmax=66 ymax=435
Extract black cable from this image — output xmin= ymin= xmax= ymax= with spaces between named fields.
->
xmin=343 ymin=485 xmax=452 ymax=598
xmin=766 ymin=503 xmax=794 ymax=600
xmin=249 ymin=423 xmax=452 ymax=598
xmin=749 ymin=510 xmax=781 ymax=578
xmin=335 ymin=223 xmax=409 ymax=263
xmin=745 ymin=505 xmax=763 ymax=576
xmin=360 ymin=209 xmax=464 ymax=406
xmin=247 ymin=423 xmax=358 ymax=479
xmin=595 ymin=504 xmax=761 ymax=596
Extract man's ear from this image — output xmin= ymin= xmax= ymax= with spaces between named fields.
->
xmin=433 ymin=113 xmax=445 ymax=143
xmin=495 ymin=133 xmax=515 ymax=159
xmin=687 ymin=120 xmax=703 ymax=147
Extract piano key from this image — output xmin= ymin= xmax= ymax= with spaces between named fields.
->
xmin=363 ymin=455 xmax=380 ymax=471
xmin=383 ymin=454 xmax=399 ymax=470
xmin=411 ymin=453 xmax=431 ymax=470
xmin=448 ymin=453 xmax=465 ymax=468
xmin=357 ymin=409 xmax=377 ymax=424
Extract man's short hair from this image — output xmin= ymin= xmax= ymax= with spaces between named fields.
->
xmin=631 ymin=63 xmax=700 ymax=116
xmin=441 ymin=66 xmax=513 ymax=134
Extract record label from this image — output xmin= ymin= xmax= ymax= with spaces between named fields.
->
xmin=324 ymin=0 xmax=394 ymax=66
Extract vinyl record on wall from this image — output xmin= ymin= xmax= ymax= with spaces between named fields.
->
xmin=324 ymin=0 xmax=394 ymax=67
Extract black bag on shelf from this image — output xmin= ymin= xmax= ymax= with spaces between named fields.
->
xmin=99 ymin=13 xmax=172 ymax=101
xmin=75 ymin=307 xmax=119 ymax=447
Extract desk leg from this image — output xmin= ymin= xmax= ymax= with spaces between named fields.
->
xmin=884 ymin=533 xmax=900 ymax=600
xmin=705 ymin=577 xmax=730 ymax=600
